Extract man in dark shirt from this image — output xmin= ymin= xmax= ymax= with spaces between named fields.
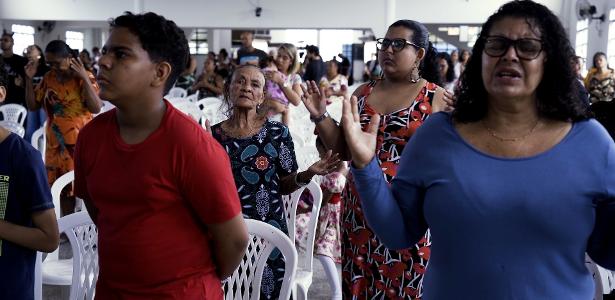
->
xmin=235 ymin=31 xmax=268 ymax=66
xmin=303 ymin=45 xmax=327 ymax=82
xmin=1 ymin=32 xmax=28 ymax=106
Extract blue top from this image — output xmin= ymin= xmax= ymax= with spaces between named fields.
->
xmin=352 ymin=112 xmax=615 ymax=299
xmin=0 ymin=133 xmax=54 ymax=300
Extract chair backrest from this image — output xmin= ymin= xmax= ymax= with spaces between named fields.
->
xmin=51 ymin=171 xmax=74 ymax=221
xmin=171 ymin=100 xmax=203 ymax=122
xmin=224 ymin=219 xmax=297 ymax=300
xmin=94 ymin=101 xmax=115 ymax=117
xmin=186 ymin=93 xmax=199 ymax=103
xmin=167 ymin=87 xmax=187 ymax=98
xmin=59 ymin=211 xmax=99 ymax=300
xmin=282 ymin=181 xmax=322 ymax=273
xmin=31 ymin=126 xmax=46 ymax=160
xmin=196 ymin=98 xmax=228 ymax=126
xmin=0 ymin=120 xmax=25 ymax=137
xmin=0 ymin=103 xmax=27 ymax=125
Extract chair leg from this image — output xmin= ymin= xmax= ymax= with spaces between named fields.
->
xmin=296 ymin=284 xmax=308 ymax=300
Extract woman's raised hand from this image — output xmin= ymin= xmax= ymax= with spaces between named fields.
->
xmin=70 ymin=58 xmax=90 ymax=81
xmin=300 ymin=80 xmax=327 ymax=118
xmin=307 ymin=150 xmax=341 ymax=176
xmin=341 ymin=96 xmax=379 ymax=169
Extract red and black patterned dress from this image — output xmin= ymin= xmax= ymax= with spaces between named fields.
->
xmin=341 ymin=80 xmax=437 ymax=299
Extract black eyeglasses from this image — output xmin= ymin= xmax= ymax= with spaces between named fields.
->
xmin=376 ymin=38 xmax=420 ymax=52
xmin=483 ymin=36 xmax=544 ymax=60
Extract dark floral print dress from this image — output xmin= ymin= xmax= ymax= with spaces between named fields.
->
xmin=212 ymin=120 xmax=298 ymax=299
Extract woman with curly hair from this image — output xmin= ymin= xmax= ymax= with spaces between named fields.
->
xmin=342 ymin=0 xmax=614 ymax=299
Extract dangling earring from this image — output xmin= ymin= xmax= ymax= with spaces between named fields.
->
xmin=408 ymin=62 xmax=421 ymax=83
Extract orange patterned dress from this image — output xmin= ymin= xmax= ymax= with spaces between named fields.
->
xmin=34 ymin=70 xmax=98 ymax=186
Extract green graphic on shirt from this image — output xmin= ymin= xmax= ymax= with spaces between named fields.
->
xmin=0 ymin=174 xmax=9 ymax=256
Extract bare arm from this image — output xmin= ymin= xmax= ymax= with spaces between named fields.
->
xmin=70 ymin=59 xmax=102 ymax=114
xmin=431 ymin=87 xmax=454 ymax=113
xmin=208 ymin=214 xmax=249 ymax=279
xmin=301 ymin=80 xmax=354 ymax=160
xmin=205 ymin=75 xmax=224 ymax=96
xmin=279 ymin=170 xmax=315 ymax=195
xmin=0 ymin=208 xmax=59 ymax=253
xmin=281 ymin=82 xmax=302 ymax=106
xmin=24 ymin=61 xmax=41 ymax=111
xmin=279 ymin=150 xmax=341 ymax=195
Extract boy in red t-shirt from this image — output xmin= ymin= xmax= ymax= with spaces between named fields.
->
xmin=73 ymin=12 xmax=248 ymax=299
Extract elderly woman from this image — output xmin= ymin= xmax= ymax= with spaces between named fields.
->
xmin=342 ymin=1 xmax=615 ymax=299
xmin=24 ymin=40 xmax=101 ymax=217
xmin=211 ymin=64 xmax=339 ymax=299
xmin=303 ymin=20 xmax=450 ymax=299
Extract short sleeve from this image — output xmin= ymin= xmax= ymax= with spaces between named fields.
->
xmin=274 ymin=124 xmax=299 ymax=177
xmin=180 ymin=134 xmax=241 ymax=224
xmin=290 ymin=74 xmax=302 ymax=86
xmin=16 ymin=147 xmax=53 ymax=213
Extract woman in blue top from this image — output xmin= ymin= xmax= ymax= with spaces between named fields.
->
xmin=341 ymin=1 xmax=615 ymax=299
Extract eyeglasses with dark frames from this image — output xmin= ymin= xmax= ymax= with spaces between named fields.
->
xmin=483 ymin=36 xmax=544 ymax=60
xmin=376 ymin=38 xmax=420 ymax=52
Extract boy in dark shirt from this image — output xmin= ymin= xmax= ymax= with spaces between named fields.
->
xmin=0 ymin=61 xmax=59 ymax=300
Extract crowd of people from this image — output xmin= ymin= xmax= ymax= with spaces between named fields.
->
xmin=0 ymin=0 xmax=614 ymax=299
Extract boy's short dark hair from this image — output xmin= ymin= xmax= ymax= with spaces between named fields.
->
xmin=306 ymin=45 xmax=320 ymax=56
xmin=109 ymin=12 xmax=189 ymax=95
xmin=0 ymin=62 xmax=8 ymax=88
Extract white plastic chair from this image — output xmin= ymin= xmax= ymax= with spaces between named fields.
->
xmin=38 ymin=170 xmax=76 ymax=298
xmin=282 ymin=181 xmax=323 ymax=300
xmin=186 ymin=93 xmax=199 ymax=103
xmin=31 ymin=126 xmax=46 ymax=160
xmin=166 ymin=87 xmax=187 ymax=98
xmin=38 ymin=211 xmax=99 ymax=300
xmin=224 ymin=219 xmax=297 ymax=300
xmin=172 ymin=100 xmax=203 ymax=123
xmin=93 ymin=101 xmax=115 ymax=117
xmin=0 ymin=120 xmax=25 ymax=137
xmin=586 ymin=254 xmax=605 ymax=300
xmin=0 ymin=103 xmax=27 ymax=125
xmin=196 ymin=98 xmax=228 ymax=126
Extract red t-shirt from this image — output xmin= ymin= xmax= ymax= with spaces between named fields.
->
xmin=74 ymin=101 xmax=241 ymax=299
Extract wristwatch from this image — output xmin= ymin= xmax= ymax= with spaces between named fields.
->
xmin=310 ymin=111 xmax=330 ymax=124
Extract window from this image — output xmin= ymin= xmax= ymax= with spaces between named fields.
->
xmin=429 ymin=34 xmax=456 ymax=53
xmin=608 ymin=8 xmax=615 ymax=67
xmin=189 ymin=29 xmax=208 ymax=55
xmin=65 ymin=31 xmax=84 ymax=51
xmin=575 ymin=19 xmax=589 ymax=74
xmin=11 ymin=24 xmax=34 ymax=55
